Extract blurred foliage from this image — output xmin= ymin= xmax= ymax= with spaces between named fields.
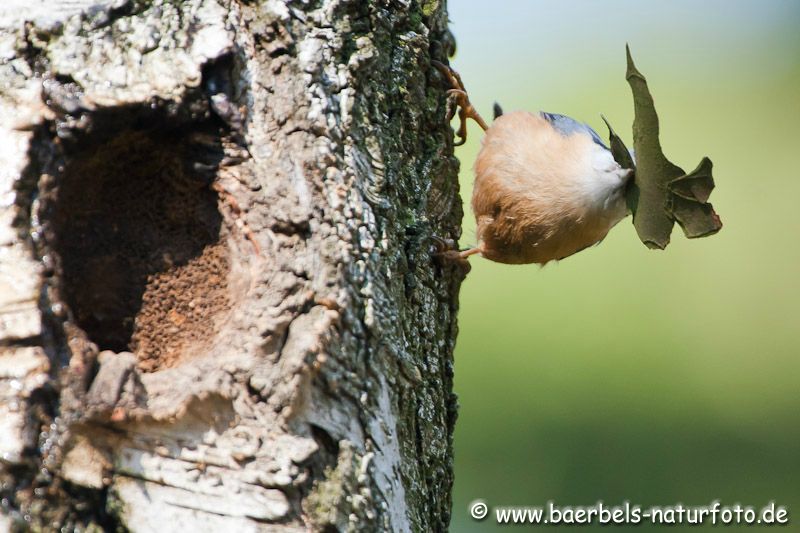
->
xmin=447 ymin=1 xmax=800 ymax=531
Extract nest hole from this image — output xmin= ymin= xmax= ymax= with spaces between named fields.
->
xmin=51 ymin=128 xmax=232 ymax=372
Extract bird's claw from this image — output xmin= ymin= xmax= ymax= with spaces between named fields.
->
xmin=430 ymin=235 xmax=457 ymax=255
xmin=430 ymin=235 xmax=479 ymax=272
xmin=432 ymin=60 xmax=488 ymax=146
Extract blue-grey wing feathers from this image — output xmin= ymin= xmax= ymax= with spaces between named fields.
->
xmin=540 ymin=111 xmax=608 ymax=149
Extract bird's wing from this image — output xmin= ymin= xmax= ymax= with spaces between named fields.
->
xmin=540 ymin=111 xmax=608 ymax=149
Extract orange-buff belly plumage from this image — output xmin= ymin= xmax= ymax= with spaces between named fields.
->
xmin=471 ymin=111 xmax=631 ymax=264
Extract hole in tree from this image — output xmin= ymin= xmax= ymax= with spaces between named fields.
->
xmin=51 ymin=127 xmax=231 ymax=372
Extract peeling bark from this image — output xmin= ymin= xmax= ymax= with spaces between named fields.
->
xmin=0 ymin=0 xmax=464 ymax=531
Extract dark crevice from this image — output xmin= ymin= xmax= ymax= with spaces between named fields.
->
xmin=310 ymin=423 xmax=340 ymax=459
xmin=0 ymin=335 xmax=43 ymax=348
xmin=292 ymin=422 xmax=343 ymax=529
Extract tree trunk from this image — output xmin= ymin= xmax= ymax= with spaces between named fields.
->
xmin=0 ymin=0 xmax=464 ymax=531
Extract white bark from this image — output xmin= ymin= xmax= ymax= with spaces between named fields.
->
xmin=0 ymin=0 xmax=463 ymax=531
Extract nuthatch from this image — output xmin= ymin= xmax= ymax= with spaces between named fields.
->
xmin=434 ymin=61 xmax=632 ymax=265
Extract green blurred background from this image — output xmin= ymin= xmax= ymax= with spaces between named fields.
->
xmin=447 ymin=1 xmax=800 ymax=531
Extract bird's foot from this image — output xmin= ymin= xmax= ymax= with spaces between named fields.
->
xmin=458 ymin=247 xmax=483 ymax=259
xmin=430 ymin=235 xmax=480 ymax=272
xmin=431 ymin=60 xmax=488 ymax=146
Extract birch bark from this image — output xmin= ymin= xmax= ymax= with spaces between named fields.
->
xmin=0 ymin=1 xmax=464 ymax=531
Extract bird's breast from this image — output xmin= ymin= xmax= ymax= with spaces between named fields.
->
xmin=472 ymin=111 xmax=628 ymax=264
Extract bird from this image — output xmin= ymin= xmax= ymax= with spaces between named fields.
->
xmin=433 ymin=61 xmax=632 ymax=265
